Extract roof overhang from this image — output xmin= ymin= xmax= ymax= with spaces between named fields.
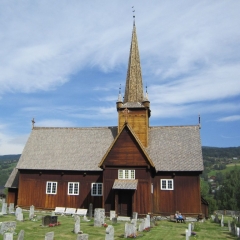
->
xmin=112 ymin=179 xmax=138 ymax=190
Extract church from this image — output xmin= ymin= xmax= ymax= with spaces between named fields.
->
xmin=5 ymin=21 xmax=206 ymax=218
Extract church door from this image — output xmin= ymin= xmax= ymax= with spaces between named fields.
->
xmin=118 ymin=190 xmax=133 ymax=216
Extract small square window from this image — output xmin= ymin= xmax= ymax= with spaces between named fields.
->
xmin=46 ymin=181 xmax=58 ymax=194
xmin=91 ymin=183 xmax=103 ymax=196
xmin=161 ymin=179 xmax=174 ymax=190
xmin=68 ymin=182 xmax=79 ymax=195
xmin=118 ymin=170 xmax=135 ymax=179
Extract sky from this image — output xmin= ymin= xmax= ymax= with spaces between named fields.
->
xmin=0 ymin=1 xmax=240 ymax=155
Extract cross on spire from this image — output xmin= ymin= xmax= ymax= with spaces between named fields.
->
xmin=32 ymin=118 xmax=35 ymax=129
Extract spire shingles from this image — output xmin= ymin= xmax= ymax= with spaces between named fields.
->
xmin=124 ymin=24 xmax=143 ymax=103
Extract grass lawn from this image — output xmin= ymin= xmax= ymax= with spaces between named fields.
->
xmin=0 ymin=210 xmax=239 ymax=240
xmin=208 ymin=164 xmax=240 ymax=177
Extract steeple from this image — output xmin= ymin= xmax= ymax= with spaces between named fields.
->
xmin=124 ymin=23 xmax=144 ymax=103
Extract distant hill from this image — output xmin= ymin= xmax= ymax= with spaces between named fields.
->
xmin=202 ymin=146 xmax=240 ymax=158
xmin=0 ymin=154 xmax=21 ymax=162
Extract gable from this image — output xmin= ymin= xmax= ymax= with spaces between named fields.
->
xmin=99 ymin=125 xmax=154 ymax=168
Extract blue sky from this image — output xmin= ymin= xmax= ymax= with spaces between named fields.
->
xmin=0 ymin=1 xmax=240 ymax=155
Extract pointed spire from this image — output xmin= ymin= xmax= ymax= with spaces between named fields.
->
xmin=124 ymin=21 xmax=144 ymax=103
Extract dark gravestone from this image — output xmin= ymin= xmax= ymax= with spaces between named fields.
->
xmin=42 ymin=216 xmax=52 ymax=227
xmin=51 ymin=216 xmax=58 ymax=224
xmin=89 ymin=203 xmax=93 ymax=218
xmin=112 ymin=217 xmax=117 ymax=224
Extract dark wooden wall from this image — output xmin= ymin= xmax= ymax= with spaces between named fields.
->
xmin=17 ymin=170 xmax=103 ymax=210
xmin=152 ymin=172 xmax=202 ymax=216
xmin=7 ymin=188 xmax=18 ymax=206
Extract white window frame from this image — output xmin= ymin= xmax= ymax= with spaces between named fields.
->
xmin=118 ymin=169 xmax=135 ymax=179
xmin=91 ymin=183 xmax=103 ymax=196
xmin=46 ymin=181 xmax=58 ymax=194
xmin=161 ymin=179 xmax=174 ymax=190
xmin=68 ymin=182 xmax=79 ymax=195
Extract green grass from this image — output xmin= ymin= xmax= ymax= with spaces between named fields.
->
xmin=0 ymin=211 xmax=239 ymax=240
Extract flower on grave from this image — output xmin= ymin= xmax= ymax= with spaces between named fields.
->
xmin=143 ymin=227 xmax=150 ymax=232
xmin=102 ymin=223 xmax=108 ymax=228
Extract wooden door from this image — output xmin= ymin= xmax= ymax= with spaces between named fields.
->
xmin=118 ymin=190 xmax=133 ymax=216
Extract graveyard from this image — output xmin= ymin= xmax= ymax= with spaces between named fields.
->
xmin=0 ymin=201 xmax=240 ymax=239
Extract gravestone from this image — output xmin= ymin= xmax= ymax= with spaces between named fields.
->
xmin=138 ymin=219 xmax=145 ymax=232
xmin=8 ymin=204 xmax=14 ymax=214
xmin=45 ymin=231 xmax=54 ymax=240
xmin=112 ymin=217 xmax=117 ymax=224
xmin=16 ymin=213 xmax=23 ymax=221
xmin=15 ymin=207 xmax=22 ymax=218
xmin=110 ymin=211 xmax=116 ymax=220
xmin=83 ymin=215 xmax=90 ymax=222
xmin=237 ymin=227 xmax=240 ymax=237
xmin=124 ymin=222 xmax=136 ymax=238
xmin=0 ymin=221 xmax=16 ymax=235
xmin=29 ymin=205 xmax=34 ymax=219
xmin=185 ymin=229 xmax=189 ymax=240
xmin=89 ymin=203 xmax=93 ymax=218
xmin=132 ymin=212 xmax=138 ymax=220
xmin=105 ymin=225 xmax=114 ymax=240
xmin=74 ymin=216 xmax=80 ymax=234
xmin=3 ymin=232 xmax=13 ymax=240
xmin=130 ymin=219 xmax=137 ymax=228
xmin=42 ymin=216 xmax=52 ymax=227
xmin=221 ymin=215 xmax=224 ymax=227
xmin=228 ymin=220 xmax=231 ymax=232
xmin=17 ymin=230 xmax=24 ymax=240
xmin=143 ymin=215 xmax=150 ymax=230
xmin=2 ymin=199 xmax=5 ymax=204
xmin=94 ymin=208 xmax=105 ymax=227
xmin=77 ymin=234 xmax=89 ymax=240
xmin=51 ymin=216 xmax=58 ymax=224
xmin=188 ymin=223 xmax=191 ymax=237
xmin=214 ymin=214 xmax=219 ymax=223
xmin=191 ymin=222 xmax=194 ymax=231
xmin=2 ymin=203 xmax=7 ymax=215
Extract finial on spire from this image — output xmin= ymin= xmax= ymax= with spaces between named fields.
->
xmin=198 ymin=114 xmax=201 ymax=129
xmin=118 ymin=84 xmax=123 ymax=102
xmin=145 ymin=84 xmax=149 ymax=100
xmin=132 ymin=6 xmax=135 ymax=25
xmin=32 ymin=118 xmax=35 ymax=129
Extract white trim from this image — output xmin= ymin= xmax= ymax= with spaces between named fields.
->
xmin=161 ymin=179 xmax=174 ymax=190
xmin=91 ymin=183 xmax=103 ymax=196
xmin=68 ymin=182 xmax=79 ymax=195
xmin=118 ymin=169 xmax=135 ymax=179
xmin=46 ymin=181 xmax=58 ymax=194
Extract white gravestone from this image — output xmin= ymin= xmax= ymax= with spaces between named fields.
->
xmin=138 ymin=219 xmax=145 ymax=232
xmin=188 ymin=223 xmax=191 ymax=237
xmin=124 ymin=222 xmax=136 ymax=238
xmin=77 ymin=234 xmax=89 ymax=240
xmin=110 ymin=211 xmax=116 ymax=220
xmin=144 ymin=215 xmax=150 ymax=230
xmin=94 ymin=208 xmax=105 ymax=227
xmin=2 ymin=203 xmax=7 ymax=215
xmin=45 ymin=231 xmax=54 ymax=240
xmin=0 ymin=221 xmax=16 ymax=235
xmin=29 ymin=205 xmax=34 ymax=219
xmin=8 ymin=204 xmax=14 ymax=214
xmin=74 ymin=216 xmax=80 ymax=234
xmin=15 ymin=207 xmax=22 ymax=218
xmin=3 ymin=232 xmax=13 ymax=240
xmin=105 ymin=225 xmax=114 ymax=240
xmin=16 ymin=213 xmax=23 ymax=221
xmin=221 ymin=215 xmax=224 ymax=227
xmin=185 ymin=229 xmax=189 ymax=240
xmin=17 ymin=230 xmax=24 ymax=240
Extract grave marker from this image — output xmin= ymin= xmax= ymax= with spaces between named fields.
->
xmin=42 ymin=216 xmax=52 ymax=227
xmin=0 ymin=221 xmax=16 ymax=235
xmin=77 ymin=234 xmax=89 ymax=240
xmin=16 ymin=213 xmax=23 ymax=222
xmin=110 ymin=211 xmax=116 ymax=220
xmin=3 ymin=232 xmax=13 ymax=240
xmin=29 ymin=205 xmax=34 ymax=219
xmin=17 ymin=230 xmax=24 ymax=240
xmin=2 ymin=203 xmax=7 ymax=215
xmin=89 ymin=203 xmax=93 ymax=218
xmin=44 ymin=231 xmax=54 ymax=240
xmin=74 ymin=216 xmax=80 ymax=234
xmin=105 ymin=225 xmax=114 ymax=240
xmin=8 ymin=204 xmax=14 ymax=214
xmin=94 ymin=208 xmax=105 ymax=227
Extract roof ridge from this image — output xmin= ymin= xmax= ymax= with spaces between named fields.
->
xmin=33 ymin=126 xmax=117 ymax=130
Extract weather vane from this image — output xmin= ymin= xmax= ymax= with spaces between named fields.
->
xmin=132 ymin=6 xmax=135 ymax=24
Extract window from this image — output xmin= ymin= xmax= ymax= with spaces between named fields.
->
xmin=161 ymin=179 xmax=174 ymax=190
xmin=68 ymin=182 xmax=79 ymax=195
xmin=91 ymin=183 xmax=103 ymax=196
xmin=118 ymin=170 xmax=135 ymax=179
xmin=46 ymin=181 xmax=57 ymax=194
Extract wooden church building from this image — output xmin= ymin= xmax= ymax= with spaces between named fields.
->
xmin=5 ymin=22 xmax=205 ymax=217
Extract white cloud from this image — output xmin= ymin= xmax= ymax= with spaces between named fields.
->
xmin=36 ymin=119 xmax=75 ymax=127
xmin=217 ymin=115 xmax=240 ymax=122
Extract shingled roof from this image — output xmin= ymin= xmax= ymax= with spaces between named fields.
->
xmin=15 ymin=125 xmax=203 ymax=172
xmin=147 ymin=125 xmax=203 ymax=172
xmin=16 ymin=127 xmax=118 ymax=171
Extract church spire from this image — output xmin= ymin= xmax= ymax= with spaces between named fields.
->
xmin=123 ymin=22 xmax=144 ymax=103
